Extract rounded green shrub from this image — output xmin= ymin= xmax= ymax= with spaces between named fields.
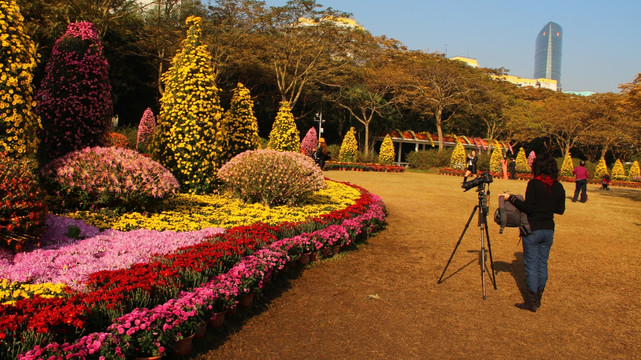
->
xmin=0 ymin=153 xmax=47 ymax=251
xmin=217 ymin=150 xmax=327 ymax=206
xmin=408 ymin=149 xmax=452 ymax=169
xmin=41 ymin=146 xmax=180 ymax=211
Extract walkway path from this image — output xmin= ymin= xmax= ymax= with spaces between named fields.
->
xmin=193 ymin=171 xmax=641 ymax=359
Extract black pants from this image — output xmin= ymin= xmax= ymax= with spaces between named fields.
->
xmin=573 ymin=179 xmax=587 ymax=202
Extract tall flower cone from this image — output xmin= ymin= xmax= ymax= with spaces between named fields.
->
xmin=0 ymin=0 xmax=40 ymax=158
xmin=450 ymin=141 xmax=466 ymax=170
xmin=151 ymin=16 xmax=223 ymax=193
xmin=378 ymin=134 xmax=395 ymax=165
xmin=339 ymin=127 xmax=358 ymax=163
xmin=560 ymin=152 xmax=574 ymax=177
xmin=219 ymin=83 xmax=259 ymax=165
xmin=267 ymin=101 xmax=300 ymax=152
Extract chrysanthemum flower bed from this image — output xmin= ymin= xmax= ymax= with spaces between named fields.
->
xmin=0 ymin=180 xmax=386 ymax=359
xmin=325 ymin=161 xmax=405 ymax=172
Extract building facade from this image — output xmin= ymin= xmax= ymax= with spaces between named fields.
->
xmin=534 ymin=21 xmax=563 ymax=87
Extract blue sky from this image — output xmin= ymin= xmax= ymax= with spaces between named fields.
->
xmin=262 ymin=0 xmax=640 ymax=93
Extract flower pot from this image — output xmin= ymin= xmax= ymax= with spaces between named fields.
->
xmin=195 ymin=321 xmax=207 ymax=338
xmin=208 ymin=311 xmax=226 ymax=328
xmin=332 ymin=245 xmax=341 ymax=255
xmin=135 ymin=356 xmax=162 ymax=360
xmin=174 ymin=334 xmax=195 ymax=356
xmin=227 ymin=307 xmax=237 ymax=317
xmin=239 ymin=292 xmax=255 ymax=308
xmin=321 ymin=247 xmax=332 ymax=258
xmin=310 ymin=252 xmax=319 ymax=262
xmin=299 ymin=252 xmax=311 ymax=265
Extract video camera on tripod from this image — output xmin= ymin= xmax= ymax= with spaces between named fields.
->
xmin=439 ymin=171 xmax=497 ymax=300
xmin=462 ymin=171 xmax=493 ymax=192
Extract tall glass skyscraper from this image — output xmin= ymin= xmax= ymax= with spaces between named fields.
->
xmin=534 ymin=21 xmax=562 ymax=87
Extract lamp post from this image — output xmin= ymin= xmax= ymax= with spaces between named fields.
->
xmin=315 ymin=111 xmax=325 ymax=141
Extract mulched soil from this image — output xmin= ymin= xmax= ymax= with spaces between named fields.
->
xmin=188 ymin=171 xmax=641 ymax=360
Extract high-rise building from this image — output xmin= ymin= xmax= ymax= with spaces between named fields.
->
xmin=534 ymin=21 xmax=562 ymax=87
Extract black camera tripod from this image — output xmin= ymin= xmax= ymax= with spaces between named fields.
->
xmin=437 ymin=182 xmax=497 ymax=300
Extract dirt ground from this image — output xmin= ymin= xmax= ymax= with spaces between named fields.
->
xmin=189 ymin=171 xmax=641 ymax=360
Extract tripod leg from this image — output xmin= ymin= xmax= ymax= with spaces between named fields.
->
xmin=480 ymin=225 xmax=487 ymax=300
xmin=438 ymin=206 xmax=478 ymax=284
xmin=483 ymin=216 xmax=498 ymax=290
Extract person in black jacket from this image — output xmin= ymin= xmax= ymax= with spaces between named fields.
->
xmin=312 ymin=138 xmax=331 ymax=170
xmin=501 ymin=152 xmax=565 ymax=312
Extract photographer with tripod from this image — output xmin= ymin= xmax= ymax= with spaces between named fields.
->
xmin=501 ymin=152 xmax=565 ymax=312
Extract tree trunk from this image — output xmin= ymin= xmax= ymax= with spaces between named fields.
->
xmin=436 ymin=107 xmax=444 ymax=151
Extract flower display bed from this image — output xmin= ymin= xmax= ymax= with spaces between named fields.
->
xmin=325 ymin=161 xmax=405 ymax=173
xmin=3 ymin=181 xmax=386 ymax=359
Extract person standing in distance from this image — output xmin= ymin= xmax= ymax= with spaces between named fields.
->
xmin=501 ymin=152 xmax=565 ymax=312
xmin=462 ymin=149 xmax=478 ymax=186
xmin=572 ymin=160 xmax=589 ymax=202
xmin=312 ymin=138 xmax=331 ymax=170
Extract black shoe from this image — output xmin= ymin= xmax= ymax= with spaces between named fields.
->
xmin=515 ymin=291 xmax=538 ymax=312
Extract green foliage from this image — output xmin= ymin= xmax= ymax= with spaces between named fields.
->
xmin=560 ymin=152 xmax=574 ymax=177
xmin=217 ymin=150 xmax=327 ymax=206
xmin=450 ymin=141 xmax=466 ymax=170
xmin=515 ymin=147 xmax=530 ymax=173
xmin=151 ymin=16 xmax=223 ymax=193
xmin=378 ymin=134 xmax=395 ymax=165
xmin=219 ymin=83 xmax=260 ymax=165
xmin=339 ymin=127 xmax=358 ymax=163
xmin=0 ymin=0 xmax=40 ymax=158
xmin=0 ymin=153 xmax=47 ymax=251
xmin=267 ymin=101 xmax=300 ymax=152
xmin=594 ymin=158 xmax=609 ymax=179
xmin=407 ymin=149 xmax=452 ymax=169
xmin=628 ymin=160 xmax=640 ymax=181
xmin=489 ymin=144 xmax=503 ymax=172
xmin=611 ymin=159 xmax=626 ymax=180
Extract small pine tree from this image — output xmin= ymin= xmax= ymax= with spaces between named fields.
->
xmin=339 ymin=127 xmax=358 ymax=163
xmin=527 ymin=151 xmax=536 ymax=168
xmin=300 ymin=127 xmax=318 ymax=157
xmin=515 ymin=147 xmax=530 ymax=173
xmin=450 ymin=141 xmax=467 ymax=170
xmin=489 ymin=145 xmax=503 ymax=173
xmin=628 ymin=160 xmax=640 ymax=181
xmin=151 ymin=16 xmax=223 ymax=193
xmin=219 ymin=83 xmax=260 ymax=164
xmin=378 ymin=134 xmax=395 ymax=165
xmin=267 ymin=101 xmax=300 ymax=152
xmin=136 ymin=107 xmax=155 ymax=152
xmin=611 ymin=159 xmax=626 ymax=180
xmin=0 ymin=0 xmax=40 ymax=158
xmin=560 ymin=152 xmax=574 ymax=177
xmin=35 ymin=21 xmax=113 ymax=164
xmin=594 ymin=158 xmax=609 ymax=179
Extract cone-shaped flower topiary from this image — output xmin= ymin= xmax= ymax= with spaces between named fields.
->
xmin=151 ymin=16 xmax=223 ymax=193
xmin=0 ymin=0 xmax=40 ymax=158
xmin=450 ymin=141 xmax=466 ymax=170
xmin=560 ymin=152 xmax=574 ymax=177
xmin=35 ymin=21 xmax=113 ymax=164
xmin=219 ymin=83 xmax=259 ymax=165
xmin=378 ymin=134 xmax=395 ymax=165
xmin=301 ymin=127 xmax=318 ymax=157
xmin=611 ymin=159 xmax=626 ymax=180
xmin=267 ymin=101 xmax=300 ymax=152
xmin=489 ymin=144 xmax=503 ymax=172
xmin=527 ymin=151 xmax=536 ymax=168
xmin=339 ymin=127 xmax=358 ymax=163
xmin=136 ymin=107 xmax=156 ymax=153
xmin=594 ymin=158 xmax=609 ymax=179
xmin=627 ymin=160 xmax=640 ymax=181
xmin=515 ymin=147 xmax=530 ymax=173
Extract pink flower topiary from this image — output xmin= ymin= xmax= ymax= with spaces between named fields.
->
xmin=300 ymin=127 xmax=318 ymax=157
xmin=136 ymin=107 xmax=156 ymax=152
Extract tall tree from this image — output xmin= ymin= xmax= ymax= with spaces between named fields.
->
xmin=395 ymin=51 xmax=476 ymax=151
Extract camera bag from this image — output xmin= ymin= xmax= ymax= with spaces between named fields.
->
xmin=494 ymin=195 xmax=532 ymax=236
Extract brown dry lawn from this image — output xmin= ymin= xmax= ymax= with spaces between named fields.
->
xmin=190 ymin=171 xmax=641 ymax=360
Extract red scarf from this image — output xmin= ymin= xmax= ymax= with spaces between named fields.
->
xmin=535 ymin=175 xmax=555 ymax=194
